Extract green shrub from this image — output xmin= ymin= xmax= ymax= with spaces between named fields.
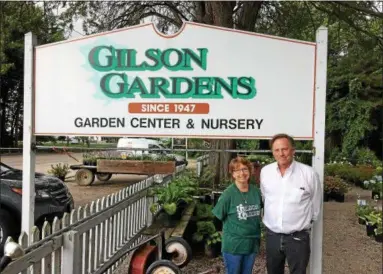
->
xmin=324 ymin=176 xmax=350 ymax=195
xmin=325 ymin=163 xmax=375 ymax=185
xmin=195 ymin=203 xmax=214 ymax=220
xmin=353 ymin=147 xmax=382 ymax=168
xmin=47 ymin=163 xmax=70 ymax=181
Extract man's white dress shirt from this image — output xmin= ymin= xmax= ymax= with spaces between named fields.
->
xmin=260 ymin=160 xmax=322 ymax=234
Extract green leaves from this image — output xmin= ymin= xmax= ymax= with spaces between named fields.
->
xmin=0 ymin=2 xmax=65 ymax=146
xmin=163 ymin=202 xmax=177 ymax=215
xmin=327 ymin=78 xmax=378 ymax=158
xmin=151 ymin=172 xmax=197 ymax=215
xmin=195 ymin=203 xmax=214 ymax=220
xmin=192 ymin=221 xmax=221 ymax=246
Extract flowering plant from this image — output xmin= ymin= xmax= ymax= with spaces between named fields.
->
xmin=363 ymin=175 xmax=382 ymax=194
xmin=324 ymin=176 xmax=349 ymax=195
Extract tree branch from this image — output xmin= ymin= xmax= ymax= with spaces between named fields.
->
xmin=311 ymin=2 xmax=383 ymax=47
xmin=336 ymin=1 xmax=383 ymax=19
xmin=139 ymin=11 xmax=182 ymax=29
xmin=304 ymin=1 xmax=318 ymax=36
xmin=164 ymin=1 xmax=188 ymax=23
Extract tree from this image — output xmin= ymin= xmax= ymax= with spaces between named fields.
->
xmin=0 ymin=2 xmax=64 ymax=147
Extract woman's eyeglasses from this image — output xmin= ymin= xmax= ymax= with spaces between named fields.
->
xmin=233 ymin=168 xmax=249 ymax=174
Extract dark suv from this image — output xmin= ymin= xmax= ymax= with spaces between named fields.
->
xmin=0 ymin=162 xmax=74 ymax=255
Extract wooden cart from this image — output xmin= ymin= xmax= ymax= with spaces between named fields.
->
xmin=69 ymin=159 xmax=176 ymax=186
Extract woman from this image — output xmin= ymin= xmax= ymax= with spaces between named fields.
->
xmin=212 ymin=156 xmax=262 ymax=274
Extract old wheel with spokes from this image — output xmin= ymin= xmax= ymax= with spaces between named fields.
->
xmin=145 ymin=260 xmax=181 ymax=274
xmin=75 ymin=169 xmax=95 ymax=186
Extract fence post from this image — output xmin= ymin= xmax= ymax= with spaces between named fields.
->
xmin=146 ymin=178 xmax=154 ymax=227
xmin=62 ymin=230 xmax=82 ymax=274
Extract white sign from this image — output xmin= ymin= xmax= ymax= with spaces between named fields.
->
xmin=34 ymin=22 xmax=316 ymax=139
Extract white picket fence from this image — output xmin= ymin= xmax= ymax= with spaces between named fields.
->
xmin=2 ymin=165 xmax=185 ymax=274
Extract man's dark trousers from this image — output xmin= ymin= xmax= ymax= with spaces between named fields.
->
xmin=265 ymin=227 xmax=311 ymax=274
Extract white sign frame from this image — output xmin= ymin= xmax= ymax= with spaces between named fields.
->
xmin=23 ymin=23 xmax=327 ymax=274
xmin=33 ymin=22 xmax=317 ymax=140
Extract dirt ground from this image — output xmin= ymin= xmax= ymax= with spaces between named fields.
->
xmin=1 ymin=153 xmax=382 ymax=273
xmin=1 ymin=153 xmax=148 ymax=207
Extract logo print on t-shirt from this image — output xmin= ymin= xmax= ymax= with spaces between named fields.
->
xmin=237 ymin=204 xmax=248 ymax=220
xmin=236 ymin=204 xmax=261 ymax=220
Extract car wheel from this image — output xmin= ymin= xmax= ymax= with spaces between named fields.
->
xmin=145 ymin=260 xmax=181 ymax=274
xmin=164 ymin=237 xmax=192 ymax=268
xmin=96 ymin=173 xmax=112 ymax=181
xmin=75 ymin=169 xmax=95 ymax=186
xmin=0 ymin=209 xmax=18 ymax=257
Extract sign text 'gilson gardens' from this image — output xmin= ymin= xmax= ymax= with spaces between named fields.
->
xmin=88 ymin=46 xmax=257 ymax=101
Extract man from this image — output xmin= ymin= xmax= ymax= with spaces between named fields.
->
xmin=260 ymin=133 xmax=322 ymax=274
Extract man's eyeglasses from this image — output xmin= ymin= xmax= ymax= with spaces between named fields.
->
xmin=233 ymin=168 xmax=249 ymax=174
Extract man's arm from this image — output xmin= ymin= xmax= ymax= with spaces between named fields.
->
xmin=311 ymin=171 xmax=322 ymax=222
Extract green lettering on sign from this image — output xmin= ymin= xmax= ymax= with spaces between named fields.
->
xmin=88 ymin=45 xmax=257 ymax=99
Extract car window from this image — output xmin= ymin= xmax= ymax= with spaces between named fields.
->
xmin=0 ymin=163 xmax=11 ymax=174
xmin=148 ymin=144 xmax=163 ymax=153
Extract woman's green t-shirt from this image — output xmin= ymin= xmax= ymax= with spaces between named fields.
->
xmin=212 ymin=183 xmax=262 ymax=255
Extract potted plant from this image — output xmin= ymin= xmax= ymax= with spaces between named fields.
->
xmin=47 ymin=163 xmax=70 ymax=182
xmin=365 ymin=210 xmax=382 ymax=237
xmin=192 ymin=220 xmax=221 ymax=258
xmin=324 ymin=176 xmax=349 ymax=202
xmin=374 ymin=219 xmax=382 ymax=243
xmin=355 ymin=204 xmax=373 ymax=225
xmin=150 ymin=174 xmax=196 ymax=227
xmin=194 ymin=203 xmax=215 ymax=220
xmin=363 ymin=175 xmax=382 ymax=200
xmin=371 ymin=176 xmax=382 ymax=200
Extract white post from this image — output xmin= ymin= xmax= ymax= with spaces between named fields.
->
xmin=310 ymin=26 xmax=328 ymax=274
xmin=22 ymin=32 xmax=37 ymax=240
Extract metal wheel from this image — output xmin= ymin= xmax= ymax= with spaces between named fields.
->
xmin=96 ymin=173 xmax=112 ymax=181
xmin=146 ymin=260 xmax=181 ymax=274
xmin=75 ymin=169 xmax=95 ymax=186
xmin=165 ymin=237 xmax=192 ymax=268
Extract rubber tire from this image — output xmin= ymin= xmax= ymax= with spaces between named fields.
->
xmin=75 ymin=169 xmax=95 ymax=186
xmin=96 ymin=173 xmax=112 ymax=181
xmin=164 ymin=237 xmax=192 ymax=268
xmin=146 ymin=259 xmax=181 ymax=274
xmin=0 ymin=209 xmax=18 ymax=257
